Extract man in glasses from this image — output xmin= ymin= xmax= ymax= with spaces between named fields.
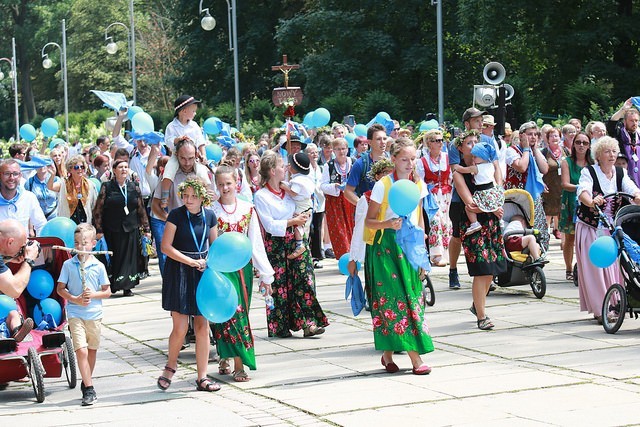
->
xmin=0 ymin=160 xmax=46 ymax=237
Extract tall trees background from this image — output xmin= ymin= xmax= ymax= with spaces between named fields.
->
xmin=0 ymin=0 xmax=638 ymax=139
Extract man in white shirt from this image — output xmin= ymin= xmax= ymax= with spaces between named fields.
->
xmin=0 ymin=160 xmax=47 ymax=237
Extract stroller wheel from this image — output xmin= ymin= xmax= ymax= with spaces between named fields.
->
xmin=62 ymin=335 xmax=77 ymax=389
xmin=573 ymin=264 xmax=578 ymax=287
xmin=602 ymin=283 xmax=626 ymax=334
xmin=422 ymin=273 xmax=435 ymax=307
xmin=530 ymin=266 xmax=546 ymax=299
xmin=28 ymin=347 xmax=45 ymax=403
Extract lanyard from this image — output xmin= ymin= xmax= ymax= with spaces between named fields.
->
xmin=187 ymin=208 xmax=207 ymax=255
xmin=119 ymin=183 xmax=128 ymax=206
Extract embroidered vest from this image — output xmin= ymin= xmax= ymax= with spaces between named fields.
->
xmin=421 ymin=156 xmax=452 ymax=194
xmin=505 ymin=145 xmax=527 ymax=190
xmin=576 ymin=166 xmax=624 ymax=228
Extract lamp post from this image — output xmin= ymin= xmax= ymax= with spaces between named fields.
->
xmin=199 ymin=0 xmax=240 ymax=129
xmin=104 ymin=21 xmax=137 ymax=104
xmin=42 ymin=19 xmax=69 ymax=143
xmin=431 ymin=0 xmax=444 ymax=124
xmin=0 ymin=38 xmax=19 ymax=140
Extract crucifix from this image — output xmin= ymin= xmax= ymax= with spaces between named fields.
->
xmin=271 ymin=54 xmax=300 ymax=88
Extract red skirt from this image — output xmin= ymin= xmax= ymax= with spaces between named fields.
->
xmin=325 ymin=193 xmax=356 ymax=260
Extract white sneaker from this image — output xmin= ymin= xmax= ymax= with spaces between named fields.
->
xmin=465 ymin=222 xmax=482 ymax=236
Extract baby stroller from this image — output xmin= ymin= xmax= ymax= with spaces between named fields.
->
xmin=596 ymin=193 xmax=640 ymax=334
xmin=493 ymin=189 xmax=549 ymax=299
xmin=0 ymin=237 xmax=75 ymax=403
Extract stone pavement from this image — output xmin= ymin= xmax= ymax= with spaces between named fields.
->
xmin=2 ymin=238 xmax=640 ymax=426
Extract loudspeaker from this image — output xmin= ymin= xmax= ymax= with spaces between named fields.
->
xmin=503 ymin=83 xmax=515 ymax=101
xmin=473 ymin=85 xmax=496 ymax=108
xmin=483 ymin=62 xmax=506 ymax=85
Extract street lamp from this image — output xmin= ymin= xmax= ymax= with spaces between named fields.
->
xmin=431 ymin=0 xmax=444 ymax=124
xmin=104 ymin=21 xmax=137 ymax=104
xmin=42 ymin=19 xmax=69 ymax=143
xmin=199 ymin=0 xmax=240 ymax=128
xmin=0 ymin=38 xmax=19 ymax=140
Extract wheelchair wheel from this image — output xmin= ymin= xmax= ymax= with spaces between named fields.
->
xmin=530 ymin=266 xmax=546 ymax=299
xmin=602 ymin=283 xmax=626 ymax=334
xmin=28 ymin=347 xmax=45 ymax=403
xmin=573 ymin=263 xmax=578 ymax=287
xmin=62 ymin=336 xmax=77 ymax=389
xmin=422 ymin=274 xmax=435 ymax=307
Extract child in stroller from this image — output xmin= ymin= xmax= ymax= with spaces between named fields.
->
xmin=504 ymin=214 xmax=542 ymax=263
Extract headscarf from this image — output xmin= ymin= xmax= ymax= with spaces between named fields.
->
xmin=65 ymin=177 xmax=90 ymax=215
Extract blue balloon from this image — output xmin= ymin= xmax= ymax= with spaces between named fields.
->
xmin=345 ymin=133 xmax=356 ymax=148
xmin=205 ymin=144 xmax=223 ymax=162
xmin=40 ymin=217 xmax=77 ymax=248
xmin=20 ymin=124 xmax=37 ymax=142
xmin=27 ymin=270 xmax=55 ymax=300
xmin=203 ymin=117 xmax=222 ymax=135
xmin=388 ymin=180 xmax=421 ymax=216
xmin=354 ymin=124 xmax=368 ymax=137
xmin=375 ymin=112 xmax=391 ymax=124
xmin=419 ymin=119 xmax=439 ymax=132
xmin=41 ymin=118 xmax=59 ymax=138
xmin=338 ymin=253 xmax=361 ymax=276
xmin=207 ymin=231 xmax=252 ymax=272
xmin=312 ymin=108 xmax=331 ymax=128
xmin=33 ymin=298 xmax=62 ymax=326
xmin=89 ymin=177 xmax=101 ymax=193
xmin=127 ymin=106 xmax=143 ymax=120
xmin=196 ymin=269 xmax=239 ymax=323
xmin=131 ymin=112 xmax=154 ymax=133
xmin=0 ymin=295 xmax=17 ymax=319
xmin=589 ymin=236 xmax=618 ymax=268
xmin=303 ymin=112 xmax=315 ymax=127
xmin=49 ymin=138 xmax=66 ymax=150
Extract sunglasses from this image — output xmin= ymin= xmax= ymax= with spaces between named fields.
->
xmin=574 ymin=140 xmax=590 ymax=146
xmin=430 ymin=139 xmax=444 ymax=143
xmin=393 ymin=127 xmax=400 ymax=131
xmin=72 ymin=164 xmax=86 ymax=170
xmin=249 ymin=159 xmax=260 ymax=164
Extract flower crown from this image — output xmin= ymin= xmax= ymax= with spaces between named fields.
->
xmin=177 ymin=178 xmax=212 ymax=207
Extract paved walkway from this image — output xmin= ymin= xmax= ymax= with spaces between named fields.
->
xmin=2 ymin=239 xmax=640 ymax=426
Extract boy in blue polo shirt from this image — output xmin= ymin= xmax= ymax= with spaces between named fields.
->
xmin=57 ymin=224 xmax=111 ymax=406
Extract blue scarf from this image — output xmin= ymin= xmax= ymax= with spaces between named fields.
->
xmin=524 ymin=151 xmax=545 ymax=200
xmin=0 ymin=187 xmax=21 ymax=212
xmin=395 ymin=216 xmax=431 ymax=273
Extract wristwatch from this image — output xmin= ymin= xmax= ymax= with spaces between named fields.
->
xmin=24 ymin=258 xmax=36 ymax=268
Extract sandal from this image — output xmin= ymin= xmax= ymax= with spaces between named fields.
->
xmin=218 ymin=358 xmax=231 ymax=375
xmin=303 ymin=325 xmax=325 ymax=337
xmin=565 ymin=271 xmax=574 ymax=281
xmin=477 ymin=317 xmax=494 ymax=330
xmin=232 ymin=370 xmax=250 ymax=382
xmin=287 ymin=244 xmax=307 ymax=260
xmin=157 ymin=365 xmax=176 ymax=390
xmin=196 ymin=377 xmax=221 ymax=392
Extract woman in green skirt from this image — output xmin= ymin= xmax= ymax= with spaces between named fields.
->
xmin=211 ymin=163 xmax=276 ymax=382
xmin=364 ymin=137 xmax=434 ymax=375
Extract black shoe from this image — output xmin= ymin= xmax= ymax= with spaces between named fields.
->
xmin=324 ymin=248 xmax=335 ymax=259
xmin=123 ymin=289 xmax=134 ymax=297
xmin=82 ymin=387 xmax=97 ymax=406
xmin=449 ymin=270 xmax=461 ymax=289
xmin=80 ymin=381 xmax=86 ymax=393
xmin=313 ymin=260 xmax=323 ymax=269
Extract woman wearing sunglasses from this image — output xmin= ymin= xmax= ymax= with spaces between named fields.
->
xmin=48 ymin=155 xmax=99 ymax=225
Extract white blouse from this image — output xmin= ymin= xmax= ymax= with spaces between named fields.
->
xmin=253 ymin=187 xmax=296 ymax=237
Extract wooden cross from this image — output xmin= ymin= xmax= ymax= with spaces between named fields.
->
xmin=271 ymin=54 xmax=300 ymax=88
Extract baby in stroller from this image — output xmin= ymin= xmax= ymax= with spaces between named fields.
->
xmin=0 ymin=308 xmax=34 ymax=344
xmin=503 ymin=214 xmax=542 ymax=263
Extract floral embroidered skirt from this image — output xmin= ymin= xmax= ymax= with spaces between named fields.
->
xmin=461 ymin=212 xmax=507 ymax=277
xmin=365 ymin=230 xmax=434 ymax=354
xmin=212 ymin=263 xmax=256 ymax=370
xmin=264 ymin=229 xmax=329 ymax=337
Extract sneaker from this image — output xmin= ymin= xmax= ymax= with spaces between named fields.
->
xmin=324 ymin=248 xmax=335 ymax=259
xmin=82 ymin=387 xmax=97 ymax=406
xmin=465 ymin=222 xmax=482 ymax=236
xmin=449 ymin=269 xmax=461 ymax=289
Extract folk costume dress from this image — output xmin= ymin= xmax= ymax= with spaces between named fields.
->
xmin=253 ymin=185 xmax=329 ymax=338
xmin=210 ymin=198 xmax=274 ymax=370
xmin=417 ymin=153 xmax=452 ymax=263
xmin=161 ymin=206 xmax=216 ymax=315
xmin=364 ymin=173 xmax=434 ymax=354
xmin=321 ymin=157 xmax=356 ymax=260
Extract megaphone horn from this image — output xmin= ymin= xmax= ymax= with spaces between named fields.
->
xmin=503 ymin=83 xmax=515 ymax=101
xmin=483 ymin=62 xmax=506 ymax=85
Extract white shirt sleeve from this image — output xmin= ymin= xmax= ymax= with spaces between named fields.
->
xmin=320 ymin=165 xmax=340 ymax=197
xmin=253 ymin=189 xmax=291 ymax=237
xmin=349 ymin=197 xmax=368 ymax=262
xmin=247 ymin=208 xmax=275 ymax=284
xmin=577 ymin=166 xmax=594 ymax=199
xmin=113 ymin=134 xmax=134 ymax=154
xmin=505 ymin=146 xmax=521 ymax=167
xmin=621 ymin=168 xmax=640 ymax=195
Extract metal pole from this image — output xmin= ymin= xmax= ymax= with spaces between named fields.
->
xmin=62 ymin=19 xmax=69 ymax=143
xmin=11 ymin=38 xmax=19 ymax=139
xmin=230 ymin=0 xmax=240 ymax=128
xmin=436 ymin=0 xmax=444 ymax=124
xmin=129 ymin=0 xmax=137 ymax=105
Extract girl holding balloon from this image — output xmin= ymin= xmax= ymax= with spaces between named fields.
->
xmin=158 ymin=178 xmax=220 ymax=392
xmin=363 ymin=137 xmax=434 ymax=375
xmin=575 ymin=136 xmax=640 ymax=323
xmin=253 ymin=151 xmax=329 ymax=338
xmin=210 ymin=162 xmax=275 ymax=382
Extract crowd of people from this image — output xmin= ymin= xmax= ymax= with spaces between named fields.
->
xmin=4 ymin=94 xmax=640 ymax=405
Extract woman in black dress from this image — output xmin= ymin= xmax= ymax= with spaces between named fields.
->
xmin=93 ymin=159 xmax=150 ymax=296
xmin=157 ymin=178 xmax=220 ymax=392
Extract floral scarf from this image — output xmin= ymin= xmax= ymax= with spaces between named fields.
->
xmin=65 ymin=177 xmax=90 ymax=215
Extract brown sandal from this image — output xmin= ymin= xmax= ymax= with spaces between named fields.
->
xmin=218 ymin=358 xmax=231 ymax=375
xmin=232 ymin=370 xmax=250 ymax=382
xmin=196 ymin=377 xmax=221 ymax=392
xmin=287 ymin=244 xmax=307 ymax=260
xmin=157 ymin=365 xmax=176 ymax=390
